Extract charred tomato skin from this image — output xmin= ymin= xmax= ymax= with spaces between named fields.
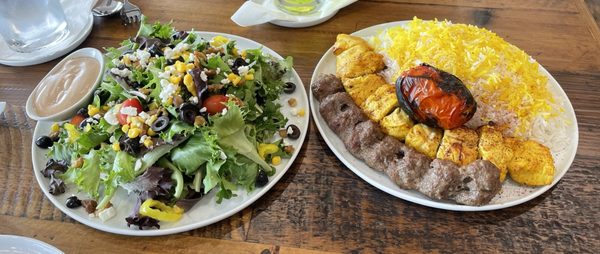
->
xmin=395 ymin=63 xmax=477 ymax=129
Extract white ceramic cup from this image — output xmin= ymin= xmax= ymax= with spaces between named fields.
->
xmin=0 ymin=0 xmax=69 ymax=53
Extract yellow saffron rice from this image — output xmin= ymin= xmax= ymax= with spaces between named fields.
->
xmin=370 ymin=17 xmax=560 ymax=136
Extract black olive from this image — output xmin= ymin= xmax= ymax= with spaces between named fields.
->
xmin=255 ymin=170 xmax=268 ymax=187
xmin=147 ymin=44 xmax=163 ymax=57
xmin=76 ymin=107 xmax=89 ymax=117
xmin=172 ymin=30 xmax=188 ymax=41
xmin=285 ymin=124 xmax=301 ymax=140
xmin=66 ymin=196 xmax=82 ymax=208
xmin=94 ymin=90 xmax=111 ymax=105
xmin=79 ymin=118 xmax=91 ymax=129
xmin=50 ymin=135 xmax=60 ymax=143
xmin=166 ymin=59 xmax=175 ymax=66
xmin=283 ymin=82 xmax=296 ymax=94
xmin=35 ymin=136 xmax=53 ymax=149
xmin=179 ymin=103 xmax=198 ymax=125
xmin=120 ymin=137 xmax=141 ymax=155
xmin=151 ymin=116 xmax=170 ymax=132
xmin=231 ymin=58 xmax=247 ymax=74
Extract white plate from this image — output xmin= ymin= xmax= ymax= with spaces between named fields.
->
xmin=0 ymin=235 xmax=64 ymax=254
xmin=0 ymin=0 xmax=94 ymax=67
xmin=31 ymin=32 xmax=309 ymax=235
xmin=309 ymin=21 xmax=579 ymax=211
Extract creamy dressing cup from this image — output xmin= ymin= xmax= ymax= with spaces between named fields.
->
xmin=26 ymin=48 xmax=105 ymax=122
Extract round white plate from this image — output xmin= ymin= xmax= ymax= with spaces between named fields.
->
xmin=0 ymin=235 xmax=64 ymax=254
xmin=31 ymin=32 xmax=309 ymax=235
xmin=0 ymin=0 xmax=94 ymax=67
xmin=309 ymin=21 xmax=579 ymax=211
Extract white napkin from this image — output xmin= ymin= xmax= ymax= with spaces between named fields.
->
xmin=231 ymin=0 xmax=357 ymax=27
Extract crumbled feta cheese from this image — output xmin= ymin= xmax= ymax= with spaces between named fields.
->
xmin=290 ymin=108 xmax=299 ymax=116
xmin=164 ymin=47 xmax=174 ymax=59
xmin=107 ymin=101 xmax=116 ymax=107
xmin=98 ymin=207 xmax=116 ymax=222
xmin=158 ymin=71 xmax=171 ymax=79
xmin=245 ymin=58 xmax=250 ymax=63
xmin=221 ymin=108 xmax=228 ymax=115
xmin=120 ymin=106 xmax=139 ymax=116
xmin=136 ymin=49 xmax=151 ymax=68
xmin=199 ymin=107 xmax=207 ymax=113
xmin=127 ymin=53 xmax=138 ymax=62
xmin=220 ymin=78 xmax=230 ymax=85
xmin=100 ymin=172 xmax=108 ymax=181
xmin=206 ymin=53 xmax=217 ymax=60
xmin=216 ymin=68 xmax=221 ymax=74
xmin=237 ymin=66 xmax=249 ymax=77
xmin=200 ymin=71 xmax=208 ymax=82
xmin=139 ymin=111 xmax=150 ymax=120
xmin=287 ymin=126 xmax=294 ymax=135
xmin=109 ymin=136 xmax=117 ymax=143
xmin=104 ymin=107 xmax=119 ymax=125
xmin=159 ymin=79 xmax=178 ymax=103
xmin=110 ymin=67 xmax=132 ymax=78
xmin=219 ymin=151 xmax=227 ymax=160
xmin=227 ymin=59 xmax=234 ymax=66
xmin=190 ymin=96 xmax=199 ymax=104
xmin=174 ymin=43 xmax=190 ymax=53
xmin=188 ymin=53 xmax=195 ymax=63
xmin=93 ymin=114 xmax=101 ymax=119
xmin=165 ymin=65 xmax=176 ymax=72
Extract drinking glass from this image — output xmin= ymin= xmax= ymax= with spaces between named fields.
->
xmin=0 ymin=0 xmax=69 ymax=53
xmin=276 ymin=0 xmax=321 ymax=15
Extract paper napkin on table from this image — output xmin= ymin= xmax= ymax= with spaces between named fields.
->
xmin=231 ymin=0 xmax=357 ymax=27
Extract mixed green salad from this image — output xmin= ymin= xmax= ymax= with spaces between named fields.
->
xmin=36 ymin=16 xmax=301 ymax=229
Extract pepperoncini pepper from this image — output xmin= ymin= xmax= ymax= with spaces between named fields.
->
xmin=139 ymin=199 xmax=184 ymax=222
xmin=258 ymin=143 xmax=279 ymax=160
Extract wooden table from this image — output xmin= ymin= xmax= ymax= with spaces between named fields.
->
xmin=1 ymin=0 xmax=599 ymax=253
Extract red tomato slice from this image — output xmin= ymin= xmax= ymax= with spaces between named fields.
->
xmin=117 ymin=98 xmax=143 ymax=125
xmin=203 ymin=95 xmax=229 ymax=115
xmin=70 ymin=114 xmax=85 ymax=127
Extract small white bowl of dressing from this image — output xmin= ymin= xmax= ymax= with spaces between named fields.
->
xmin=26 ymin=48 xmax=105 ymax=122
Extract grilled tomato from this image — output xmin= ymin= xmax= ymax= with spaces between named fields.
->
xmin=395 ymin=63 xmax=477 ymax=129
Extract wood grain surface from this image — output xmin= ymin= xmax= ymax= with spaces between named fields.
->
xmin=1 ymin=0 xmax=599 ymax=253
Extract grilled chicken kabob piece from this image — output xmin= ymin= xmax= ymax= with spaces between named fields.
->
xmin=312 ymin=74 xmax=502 ymax=205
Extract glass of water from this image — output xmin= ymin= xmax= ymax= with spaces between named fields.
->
xmin=276 ymin=0 xmax=321 ymax=15
xmin=0 ymin=0 xmax=69 ymax=53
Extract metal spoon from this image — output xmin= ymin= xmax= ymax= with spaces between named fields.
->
xmin=92 ymin=0 xmax=123 ymax=17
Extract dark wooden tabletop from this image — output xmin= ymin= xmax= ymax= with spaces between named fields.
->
xmin=1 ymin=0 xmax=599 ymax=253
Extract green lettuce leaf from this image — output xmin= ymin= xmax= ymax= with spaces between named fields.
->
xmin=136 ymin=15 xmax=174 ymax=41
xmin=61 ymin=150 xmax=102 ymax=199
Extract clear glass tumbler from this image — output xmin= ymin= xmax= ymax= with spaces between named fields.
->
xmin=0 ymin=0 xmax=69 ymax=53
xmin=276 ymin=0 xmax=321 ymax=15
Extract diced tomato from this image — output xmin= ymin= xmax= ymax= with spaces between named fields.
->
xmin=70 ymin=114 xmax=86 ymax=126
xmin=203 ymin=95 xmax=229 ymax=115
xmin=117 ymin=98 xmax=143 ymax=125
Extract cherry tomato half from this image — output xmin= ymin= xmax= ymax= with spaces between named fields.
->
xmin=70 ymin=114 xmax=85 ymax=127
xmin=203 ymin=95 xmax=229 ymax=115
xmin=117 ymin=98 xmax=143 ymax=125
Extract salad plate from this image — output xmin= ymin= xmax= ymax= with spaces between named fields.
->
xmin=309 ymin=21 xmax=579 ymax=211
xmin=32 ymin=29 xmax=309 ymax=235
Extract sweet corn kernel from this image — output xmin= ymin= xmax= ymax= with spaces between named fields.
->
xmin=211 ymin=35 xmax=229 ymax=47
xmin=51 ymin=123 xmax=60 ymax=132
xmin=232 ymin=47 xmax=239 ymax=56
xmin=298 ymin=108 xmax=305 ymax=117
xmin=183 ymin=73 xmax=197 ymax=96
xmin=244 ymin=73 xmax=254 ymax=81
xmin=185 ymin=63 xmax=195 ymax=70
xmin=121 ymin=124 xmax=130 ymax=133
xmin=123 ymin=55 xmax=131 ymax=66
xmin=271 ymin=156 xmax=282 ymax=166
xmin=128 ymin=128 xmax=141 ymax=139
xmin=148 ymin=102 xmax=159 ymax=110
xmin=145 ymin=114 xmax=158 ymax=126
xmin=175 ymin=61 xmax=186 ymax=73
xmin=143 ymin=138 xmax=153 ymax=148
xmin=130 ymin=117 xmax=144 ymax=129
xmin=88 ymin=105 xmax=100 ymax=116
xmin=112 ymin=142 xmax=121 ymax=151
xmin=101 ymin=105 xmax=110 ymax=111
xmin=170 ymin=75 xmax=182 ymax=85
xmin=241 ymin=50 xmax=247 ymax=58
xmin=227 ymin=73 xmax=242 ymax=86
xmin=147 ymin=128 xmax=156 ymax=136
xmin=165 ymin=97 xmax=173 ymax=106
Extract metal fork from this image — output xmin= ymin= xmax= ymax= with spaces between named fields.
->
xmin=120 ymin=0 xmax=141 ymax=25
